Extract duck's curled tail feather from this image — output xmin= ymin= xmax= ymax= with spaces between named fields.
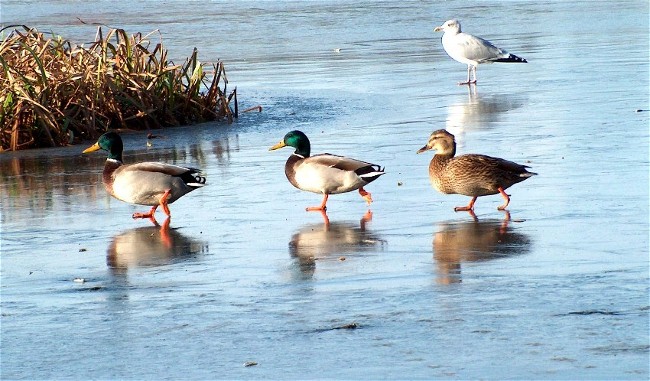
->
xmin=181 ymin=168 xmax=207 ymax=188
xmin=357 ymin=165 xmax=385 ymax=183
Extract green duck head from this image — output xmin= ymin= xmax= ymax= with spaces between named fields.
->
xmin=269 ymin=130 xmax=311 ymax=157
xmin=83 ymin=132 xmax=124 ymax=161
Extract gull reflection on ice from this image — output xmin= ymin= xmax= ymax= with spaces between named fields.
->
xmin=445 ymin=86 xmax=526 ymax=149
xmin=433 ymin=212 xmax=531 ymax=284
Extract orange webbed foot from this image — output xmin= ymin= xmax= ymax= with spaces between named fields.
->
xmin=359 ymin=187 xmax=373 ymax=205
xmin=454 ymin=197 xmax=477 ymax=212
xmin=133 ymin=205 xmax=158 ymax=219
xmin=306 ymin=194 xmax=328 ymax=212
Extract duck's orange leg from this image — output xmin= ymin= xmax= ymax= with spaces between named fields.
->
xmin=497 ymin=187 xmax=510 ymax=211
xmin=499 ymin=210 xmax=511 ymax=234
xmin=133 ymin=205 xmax=158 ymax=219
xmin=159 ymin=189 xmax=172 ymax=216
xmin=160 ymin=217 xmax=172 ymax=248
xmin=359 ymin=187 xmax=373 ymax=205
xmin=132 ymin=190 xmax=172 ymax=219
xmin=360 ymin=210 xmax=373 ymax=230
xmin=454 ymin=197 xmax=477 ymax=212
xmin=317 ymin=209 xmax=330 ymax=228
xmin=306 ymin=194 xmax=328 ymax=211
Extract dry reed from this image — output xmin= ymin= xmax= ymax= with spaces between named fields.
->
xmin=0 ymin=25 xmax=237 ymax=151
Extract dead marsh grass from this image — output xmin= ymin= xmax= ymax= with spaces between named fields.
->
xmin=0 ymin=25 xmax=237 ymax=151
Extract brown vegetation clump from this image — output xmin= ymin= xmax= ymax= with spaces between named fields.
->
xmin=0 ymin=25 xmax=237 ymax=151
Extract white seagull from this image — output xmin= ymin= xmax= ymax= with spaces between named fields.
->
xmin=434 ymin=19 xmax=527 ymax=85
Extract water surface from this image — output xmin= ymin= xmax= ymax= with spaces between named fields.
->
xmin=1 ymin=1 xmax=648 ymax=379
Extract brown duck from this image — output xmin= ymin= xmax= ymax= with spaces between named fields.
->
xmin=417 ymin=129 xmax=536 ymax=211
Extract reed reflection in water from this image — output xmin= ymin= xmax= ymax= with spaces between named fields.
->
xmin=433 ymin=212 xmax=531 ymax=284
xmin=0 ymin=133 xmax=240 ymax=222
xmin=107 ymin=217 xmax=208 ymax=273
xmin=0 ymin=153 xmax=104 ymax=221
xmin=289 ymin=211 xmax=386 ymax=279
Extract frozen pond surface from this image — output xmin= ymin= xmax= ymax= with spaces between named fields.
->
xmin=1 ymin=1 xmax=649 ymax=379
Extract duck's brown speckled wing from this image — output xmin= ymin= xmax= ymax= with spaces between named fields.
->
xmin=438 ymin=154 xmax=533 ymax=196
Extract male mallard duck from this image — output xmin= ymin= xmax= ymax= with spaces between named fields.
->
xmin=83 ymin=132 xmax=206 ymax=219
xmin=269 ymin=130 xmax=385 ymax=211
xmin=417 ymin=129 xmax=536 ymax=211
xmin=433 ymin=19 xmax=527 ymax=85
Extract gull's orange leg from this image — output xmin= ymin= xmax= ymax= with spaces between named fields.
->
xmin=306 ymin=194 xmax=328 ymax=211
xmin=358 ymin=187 xmax=373 ymax=205
xmin=497 ymin=187 xmax=510 ymax=211
xmin=133 ymin=205 xmax=158 ymax=219
xmin=458 ymin=65 xmax=477 ymax=85
xmin=454 ymin=197 xmax=477 ymax=212
xmin=458 ymin=65 xmax=472 ymax=85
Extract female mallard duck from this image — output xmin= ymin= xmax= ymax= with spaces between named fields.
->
xmin=269 ymin=130 xmax=385 ymax=211
xmin=417 ymin=129 xmax=536 ymax=211
xmin=83 ymin=132 xmax=206 ymax=219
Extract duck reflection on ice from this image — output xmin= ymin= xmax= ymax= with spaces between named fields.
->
xmin=107 ymin=217 xmax=207 ymax=272
xmin=433 ymin=211 xmax=531 ymax=284
xmin=289 ymin=210 xmax=385 ymax=279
